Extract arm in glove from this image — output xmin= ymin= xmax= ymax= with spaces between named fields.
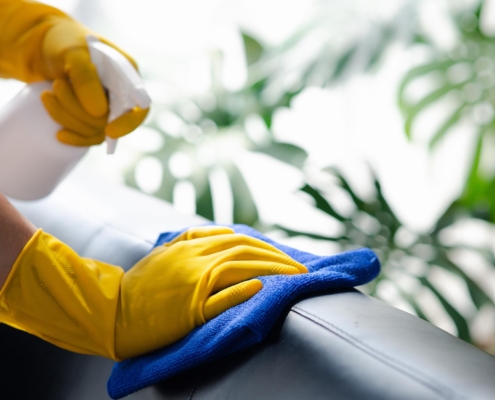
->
xmin=0 ymin=0 xmax=148 ymax=146
xmin=0 ymin=226 xmax=307 ymax=360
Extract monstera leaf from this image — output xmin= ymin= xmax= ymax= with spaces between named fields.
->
xmin=246 ymin=2 xmax=417 ymax=110
xmin=276 ymin=167 xmax=495 ymax=345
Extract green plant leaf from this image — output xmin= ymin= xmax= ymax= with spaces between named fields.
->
xmin=397 ymin=60 xmax=455 ymax=113
xmin=460 ymin=127 xmax=486 ymax=209
xmin=226 ymin=163 xmax=259 ymax=225
xmin=331 ymin=44 xmax=359 ymax=81
xmin=429 ymin=104 xmax=467 ymax=149
xmin=466 ymin=278 xmax=493 ymax=310
xmin=419 ymin=276 xmax=471 ymax=342
xmin=242 ymin=33 xmax=264 ymax=66
xmin=366 ymin=27 xmax=394 ymax=70
xmin=154 ymin=167 xmax=175 ymax=203
xmin=256 ymin=142 xmax=308 ymax=169
xmin=372 ymin=177 xmax=401 ymax=235
xmin=194 ymin=169 xmax=215 ymax=221
xmin=390 ymin=281 xmax=429 ymax=321
xmin=301 ymin=184 xmax=347 ymax=222
xmin=404 ymin=83 xmax=465 ymax=139
xmin=432 ymin=248 xmax=494 ymax=309
xmin=196 ymin=179 xmax=215 ymax=221
xmin=328 ymin=167 xmax=368 ymax=211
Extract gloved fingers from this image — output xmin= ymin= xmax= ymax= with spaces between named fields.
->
xmin=166 ymin=226 xmax=235 ymax=246
xmin=105 ymin=107 xmax=150 ymax=139
xmin=210 ymin=261 xmax=302 ymax=293
xmin=52 ymin=78 xmax=108 ymax=129
xmin=204 ymin=279 xmax=263 ymax=321
xmin=209 ymin=245 xmax=308 ymax=273
xmin=196 ymin=233 xmax=306 ymax=270
xmin=56 ymin=129 xmax=105 ymax=147
xmin=41 ymin=90 xmax=101 ymax=137
xmin=196 ymin=233 xmax=286 ymax=256
xmin=96 ymin=36 xmax=139 ymax=71
xmin=64 ymin=48 xmax=108 ymax=117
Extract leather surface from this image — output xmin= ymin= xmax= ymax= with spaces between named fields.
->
xmin=155 ymin=292 xmax=495 ymax=400
xmin=4 ymin=178 xmax=495 ymax=399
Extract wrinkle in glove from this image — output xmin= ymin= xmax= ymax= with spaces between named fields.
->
xmin=107 ymin=224 xmax=381 ymax=399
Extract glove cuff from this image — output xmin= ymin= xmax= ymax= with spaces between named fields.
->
xmin=0 ymin=229 xmax=124 ymax=360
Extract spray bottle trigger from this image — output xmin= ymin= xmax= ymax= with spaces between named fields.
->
xmin=85 ymin=35 xmax=151 ymax=155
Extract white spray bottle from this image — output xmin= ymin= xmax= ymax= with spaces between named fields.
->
xmin=0 ymin=35 xmax=151 ymax=201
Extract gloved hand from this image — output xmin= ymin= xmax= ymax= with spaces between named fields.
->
xmin=0 ymin=0 xmax=149 ymax=146
xmin=116 ymin=226 xmax=308 ymax=359
xmin=0 ymin=226 xmax=307 ymax=361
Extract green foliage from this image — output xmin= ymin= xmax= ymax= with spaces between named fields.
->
xmin=242 ymin=33 xmax=264 ymax=66
xmin=126 ymin=19 xmax=398 ymax=224
xmin=398 ymin=1 xmax=495 ymax=220
xmin=246 ymin=8 xmax=410 ymax=109
xmin=276 ymin=168 xmax=495 ymax=343
xmin=126 ymin=34 xmax=308 ymax=224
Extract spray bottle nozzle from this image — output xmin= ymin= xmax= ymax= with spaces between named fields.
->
xmin=86 ymin=35 xmax=152 ymax=155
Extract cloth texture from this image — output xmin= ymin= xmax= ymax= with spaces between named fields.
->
xmin=107 ymin=224 xmax=380 ymax=399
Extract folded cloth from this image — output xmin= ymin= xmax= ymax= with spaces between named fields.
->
xmin=107 ymin=224 xmax=380 ymax=399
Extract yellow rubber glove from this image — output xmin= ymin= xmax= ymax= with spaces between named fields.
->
xmin=116 ymin=226 xmax=307 ymax=359
xmin=0 ymin=0 xmax=149 ymax=146
xmin=0 ymin=229 xmax=123 ymax=359
xmin=0 ymin=226 xmax=307 ymax=360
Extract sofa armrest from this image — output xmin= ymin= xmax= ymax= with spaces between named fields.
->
xmin=152 ymin=290 xmax=495 ymax=400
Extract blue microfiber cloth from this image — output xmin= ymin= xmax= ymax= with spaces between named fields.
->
xmin=107 ymin=224 xmax=380 ymax=399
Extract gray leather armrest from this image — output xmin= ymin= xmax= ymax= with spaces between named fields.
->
xmin=155 ymin=292 xmax=495 ymax=400
xmin=4 ymin=179 xmax=495 ymax=400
